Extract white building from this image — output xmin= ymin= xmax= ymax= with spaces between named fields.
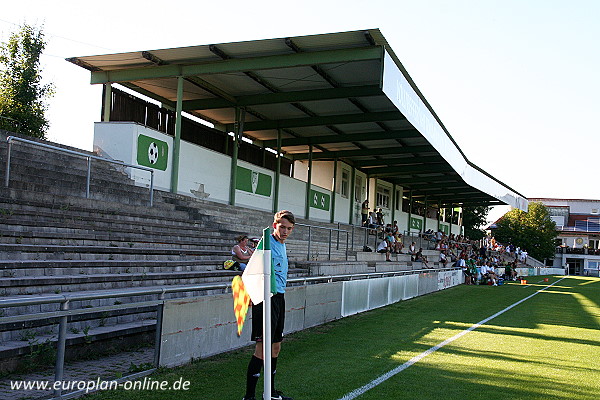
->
xmin=530 ymin=198 xmax=600 ymax=276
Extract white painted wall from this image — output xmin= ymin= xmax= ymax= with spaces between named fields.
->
xmin=93 ymin=122 xmax=173 ymax=191
xmin=278 ymin=175 xmax=306 ymax=217
xmin=179 ymin=140 xmax=230 ymax=203
xmin=93 ymin=122 xmax=464 ymax=233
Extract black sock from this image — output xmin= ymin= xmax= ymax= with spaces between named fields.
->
xmin=245 ymin=355 xmax=263 ymax=398
xmin=271 ymin=357 xmax=278 ymax=392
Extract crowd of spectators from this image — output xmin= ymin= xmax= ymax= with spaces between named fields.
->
xmin=420 ymin=230 xmax=527 ymax=285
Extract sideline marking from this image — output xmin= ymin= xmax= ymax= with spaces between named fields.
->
xmin=338 ymin=277 xmax=567 ymax=400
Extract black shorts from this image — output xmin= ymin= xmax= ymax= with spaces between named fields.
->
xmin=251 ymin=293 xmax=285 ymax=343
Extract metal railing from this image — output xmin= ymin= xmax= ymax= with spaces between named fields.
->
xmin=4 ymin=136 xmax=155 ymax=206
xmin=0 ymin=269 xmax=454 ymax=399
xmin=296 ymin=223 xmax=350 ymax=261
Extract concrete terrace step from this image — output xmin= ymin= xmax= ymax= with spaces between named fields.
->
xmin=0 ymin=243 xmax=230 ymax=256
xmin=0 ymin=267 xmax=310 ymax=296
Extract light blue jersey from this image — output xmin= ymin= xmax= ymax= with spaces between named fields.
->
xmin=271 ymin=234 xmax=288 ymax=293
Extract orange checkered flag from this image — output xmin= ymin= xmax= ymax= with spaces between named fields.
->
xmin=232 ymin=275 xmax=250 ymax=336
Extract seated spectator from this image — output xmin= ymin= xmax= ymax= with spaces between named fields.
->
xmin=481 ymin=262 xmax=499 ymax=286
xmin=377 ymin=239 xmax=392 ymax=262
xmin=248 ymin=237 xmax=259 ymax=250
xmin=392 ymin=221 xmax=400 ymax=237
xmin=414 ymin=247 xmax=429 ymax=268
xmin=439 ymin=250 xmax=448 ymax=268
xmin=367 ymin=211 xmax=377 ymax=233
xmin=385 ymin=231 xmax=403 ymax=254
xmin=394 ymin=232 xmax=404 ymax=252
xmin=231 ymin=235 xmax=254 ymax=271
xmin=408 ymin=241 xmax=417 ymax=256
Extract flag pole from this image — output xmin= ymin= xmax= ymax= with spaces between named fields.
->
xmin=262 ymin=227 xmax=272 ymax=400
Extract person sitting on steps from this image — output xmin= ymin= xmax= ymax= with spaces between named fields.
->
xmin=232 ymin=234 xmax=254 ymax=272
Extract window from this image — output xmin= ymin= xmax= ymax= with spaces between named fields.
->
xmin=402 ymin=195 xmax=410 ymax=212
xmin=354 ymin=175 xmax=363 ymax=202
xmin=589 ymin=239 xmax=599 ymax=249
xmin=341 ymin=169 xmax=349 ymax=198
xmin=376 ymin=186 xmax=390 ymax=209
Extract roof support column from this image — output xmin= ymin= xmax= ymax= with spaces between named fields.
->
xmin=349 ymin=167 xmax=356 ymax=225
xmin=391 ymin=184 xmax=396 ymax=226
xmin=449 ymin=204 xmax=454 ymax=236
xmin=170 ymin=76 xmax=183 ymax=194
xmin=273 ymin=129 xmax=282 ymax=213
xmin=305 ymin=145 xmax=313 ymax=220
xmin=102 ymin=83 xmax=112 ymax=122
xmin=229 ymin=107 xmax=245 ymax=206
xmin=407 ymin=190 xmax=413 ymax=234
xmin=366 ymin=175 xmax=370 ymax=209
xmin=423 ymin=196 xmax=428 ymax=233
xmin=330 ymin=158 xmax=338 ymax=223
xmin=437 ymin=200 xmax=441 ymax=232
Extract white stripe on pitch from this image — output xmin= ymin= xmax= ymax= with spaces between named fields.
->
xmin=338 ymin=277 xmax=567 ymax=400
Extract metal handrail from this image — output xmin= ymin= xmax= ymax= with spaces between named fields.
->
xmin=295 ymin=222 xmax=350 ymax=261
xmin=0 ymin=268 xmax=458 ymax=311
xmin=4 ymin=136 xmax=155 ymax=206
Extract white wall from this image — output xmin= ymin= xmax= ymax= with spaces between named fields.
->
xmin=179 ymin=140 xmax=230 ymax=203
xmin=93 ymin=122 xmax=173 ymax=191
xmin=278 ymin=175 xmax=306 ymax=217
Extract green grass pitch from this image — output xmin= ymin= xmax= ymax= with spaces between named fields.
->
xmin=86 ymin=276 xmax=600 ymax=400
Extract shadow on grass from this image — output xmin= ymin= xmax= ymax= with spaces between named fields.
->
xmin=83 ymin=276 xmax=600 ymax=400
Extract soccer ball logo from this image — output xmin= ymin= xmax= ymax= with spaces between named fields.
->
xmin=148 ymin=142 xmax=159 ymax=164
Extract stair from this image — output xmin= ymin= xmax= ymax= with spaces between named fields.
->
xmin=0 ymin=128 xmax=429 ymax=373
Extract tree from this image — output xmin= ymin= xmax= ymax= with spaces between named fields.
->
xmin=0 ymin=23 xmax=54 ymax=138
xmin=461 ymin=206 xmax=489 ymax=240
xmin=493 ymin=202 xmax=557 ymax=261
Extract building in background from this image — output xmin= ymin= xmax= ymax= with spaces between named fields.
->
xmin=531 ymin=198 xmax=600 ymax=276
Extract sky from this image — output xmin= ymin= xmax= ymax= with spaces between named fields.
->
xmin=2 ymin=0 xmax=599 ymax=223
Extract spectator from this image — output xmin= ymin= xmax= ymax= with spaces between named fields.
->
xmin=377 ymin=238 xmax=392 ymax=262
xmin=392 ymin=220 xmax=399 ymax=237
xmin=479 ymin=245 xmax=487 ymax=258
xmin=361 ymin=200 xmax=369 ymax=226
xmin=232 ymin=235 xmax=254 ymax=271
xmin=481 ymin=262 xmax=498 ymax=286
xmin=467 ymin=257 xmax=478 ymax=284
xmin=367 ymin=211 xmax=377 ymax=231
xmin=414 ymin=247 xmax=429 ymax=268
xmin=376 ymin=208 xmax=384 ymax=226
xmin=439 ymin=250 xmax=448 ymax=268
xmin=408 ymin=241 xmax=417 ymax=256
xmin=385 ymin=231 xmax=403 ymax=254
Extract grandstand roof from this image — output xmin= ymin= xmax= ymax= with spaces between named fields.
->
xmin=67 ymin=29 xmax=527 ymax=210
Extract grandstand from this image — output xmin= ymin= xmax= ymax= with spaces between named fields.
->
xmin=0 ymin=127 xmax=448 ymax=390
